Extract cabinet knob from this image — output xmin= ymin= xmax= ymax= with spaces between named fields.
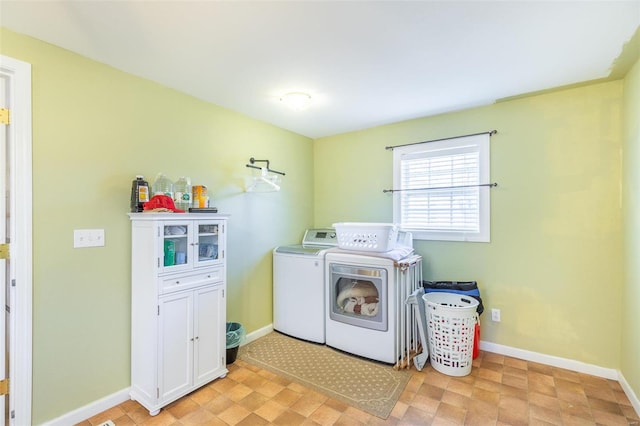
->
xmin=175 ymin=281 xmax=180 ymax=284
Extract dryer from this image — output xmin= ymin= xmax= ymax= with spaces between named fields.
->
xmin=325 ymin=250 xmax=422 ymax=364
xmin=273 ymin=228 xmax=337 ymax=343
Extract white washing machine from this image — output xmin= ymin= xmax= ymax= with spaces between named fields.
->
xmin=273 ymin=228 xmax=337 ymax=343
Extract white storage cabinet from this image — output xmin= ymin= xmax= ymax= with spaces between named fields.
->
xmin=129 ymin=213 xmax=228 ymax=415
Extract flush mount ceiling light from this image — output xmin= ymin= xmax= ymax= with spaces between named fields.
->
xmin=279 ymin=92 xmax=312 ymax=111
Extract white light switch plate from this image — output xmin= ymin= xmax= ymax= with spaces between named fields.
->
xmin=73 ymin=229 xmax=105 ymax=248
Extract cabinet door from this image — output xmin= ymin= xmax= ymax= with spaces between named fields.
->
xmin=194 ymin=220 xmax=224 ymax=269
xmin=193 ymin=285 xmax=225 ymax=385
xmin=158 ymin=291 xmax=193 ymax=402
xmin=160 ymin=220 xmax=193 ymax=273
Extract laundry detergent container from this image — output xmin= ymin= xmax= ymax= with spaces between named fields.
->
xmin=226 ymin=322 xmax=245 ymax=364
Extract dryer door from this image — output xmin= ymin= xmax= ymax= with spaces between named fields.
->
xmin=329 ymin=263 xmax=387 ymax=331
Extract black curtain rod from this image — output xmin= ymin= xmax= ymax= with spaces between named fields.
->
xmin=385 ymin=130 xmax=497 ymax=150
xmin=383 ymin=182 xmax=498 ymax=194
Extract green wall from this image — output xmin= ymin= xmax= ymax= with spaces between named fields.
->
xmin=2 ymin=24 xmax=640 ymax=424
xmin=1 ymin=27 xmax=314 ymax=424
xmin=315 ymin=82 xmax=625 ymax=367
xmin=622 ymin=58 xmax=640 ymax=399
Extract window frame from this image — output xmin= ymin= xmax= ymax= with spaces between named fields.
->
xmin=392 ymin=133 xmax=491 ymax=242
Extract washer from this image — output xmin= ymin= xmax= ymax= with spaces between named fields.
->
xmin=273 ymin=228 xmax=337 ymax=343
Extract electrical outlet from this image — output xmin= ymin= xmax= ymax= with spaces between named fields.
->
xmin=73 ymin=229 xmax=105 ymax=248
xmin=491 ymin=308 xmax=501 ymax=322
xmin=97 ymin=421 xmax=115 ymax=426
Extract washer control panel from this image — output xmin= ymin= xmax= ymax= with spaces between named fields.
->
xmin=302 ymin=228 xmax=337 ymax=246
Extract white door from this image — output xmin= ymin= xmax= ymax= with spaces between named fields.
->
xmin=0 ymin=56 xmax=8 ymax=426
xmin=158 ymin=291 xmax=193 ymax=403
xmin=194 ymin=221 xmax=223 ymax=269
xmin=159 ymin=220 xmax=192 ymax=274
xmin=0 ymin=54 xmax=33 ymax=426
xmin=193 ymin=285 xmax=223 ymax=385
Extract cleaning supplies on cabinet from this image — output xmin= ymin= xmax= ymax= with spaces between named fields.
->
xmin=164 ymin=240 xmax=175 ymax=266
xmin=173 ymin=176 xmax=192 ymax=212
xmin=192 ymin=185 xmax=209 ymax=208
xmin=130 ymin=175 xmax=150 ymax=212
xmin=131 ymin=174 xmax=212 ymax=213
xmin=152 ymin=173 xmax=174 ymax=199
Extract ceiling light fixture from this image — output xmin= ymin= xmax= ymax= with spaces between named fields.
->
xmin=280 ymin=92 xmax=312 ymax=111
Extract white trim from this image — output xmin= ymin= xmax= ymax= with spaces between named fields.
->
xmin=480 ymin=340 xmax=619 ymax=379
xmin=43 ymin=324 xmax=270 ymax=425
xmin=242 ymin=324 xmax=273 ymax=346
xmin=393 ymin=133 xmax=491 ymax=242
xmin=480 ymin=340 xmax=639 ymax=417
xmin=42 ymin=325 xmax=274 ymax=425
xmin=0 ymin=55 xmax=33 ymax=426
xmin=618 ymin=372 xmax=640 ymax=419
xmin=44 ymin=331 xmax=640 ymax=423
xmin=40 ymin=388 xmax=130 ymax=426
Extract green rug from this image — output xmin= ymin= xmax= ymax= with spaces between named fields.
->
xmin=238 ymin=332 xmax=411 ymax=419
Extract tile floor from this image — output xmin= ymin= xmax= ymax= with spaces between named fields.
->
xmin=78 ymin=350 xmax=639 ymax=426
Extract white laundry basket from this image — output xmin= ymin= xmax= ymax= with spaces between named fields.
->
xmin=423 ymin=292 xmax=479 ymax=376
xmin=332 ymin=222 xmax=398 ymax=252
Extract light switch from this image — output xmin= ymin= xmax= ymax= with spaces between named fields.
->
xmin=74 ymin=229 xmax=105 ymax=248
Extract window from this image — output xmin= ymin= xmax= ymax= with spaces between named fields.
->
xmin=392 ymin=133 xmax=490 ymax=242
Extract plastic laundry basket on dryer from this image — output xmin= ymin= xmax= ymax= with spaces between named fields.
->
xmin=423 ymin=292 xmax=479 ymax=376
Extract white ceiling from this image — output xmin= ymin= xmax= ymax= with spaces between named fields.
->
xmin=1 ymin=1 xmax=639 ymax=138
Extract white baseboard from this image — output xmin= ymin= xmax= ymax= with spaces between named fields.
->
xmin=480 ymin=340 xmax=640 ymax=417
xmin=480 ymin=340 xmax=618 ymax=379
xmin=40 ymin=325 xmax=273 ymax=425
xmin=618 ymin=371 xmax=640 ymax=418
xmin=41 ymin=388 xmax=130 ymax=426
xmin=42 ymin=332 xmax=639 ymax=424
xmin=243 ymin=324 xmax=273 ymax=346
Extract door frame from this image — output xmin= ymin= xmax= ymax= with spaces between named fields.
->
xmin=1 ymin=54 xmax=33 ymax=426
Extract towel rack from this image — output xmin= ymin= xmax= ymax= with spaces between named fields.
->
xmin=245 ymin=157 xmax=286 ymax=176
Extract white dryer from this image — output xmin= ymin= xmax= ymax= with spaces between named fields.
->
xmin=324 ymin=247 xmax=422 ymax=364
xmin=273 ymin=228 xmax=337 ymax=343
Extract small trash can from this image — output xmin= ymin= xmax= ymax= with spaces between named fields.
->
xmin=225 ymin=322 xmax=245 ymax=364
xmin=423 ymin=292 xmax=479 ymax=377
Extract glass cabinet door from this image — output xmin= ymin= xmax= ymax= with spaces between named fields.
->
xmin=161 ymin=221 xmax=192 ymax=272
xmin=195 ymin=221 xmax=221 ymax=267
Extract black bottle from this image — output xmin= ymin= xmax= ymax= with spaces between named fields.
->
xmin=130 ymin=175 xmax=150 ymax=212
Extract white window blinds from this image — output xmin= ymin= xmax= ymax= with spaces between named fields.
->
xmin=392 ymin=133 xmax=491 ymax=242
